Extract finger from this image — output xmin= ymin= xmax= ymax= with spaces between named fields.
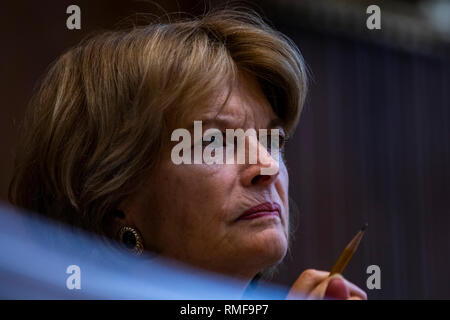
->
xmin=324 ymin=277 xmax=350 ymax=300
xmin=341 ymin=278 xmax=368 ymax=300
xmin=287 ymin=269 xmax=329 ymax=299
xmin=346 ymin=296 xmax=363 ymax=300
xmin=308 ymin=273 xmax=345 ymax=300
xmin=309 ymin=274 xmax=367 ymax=300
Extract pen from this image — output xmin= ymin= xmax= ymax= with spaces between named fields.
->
xmin=329 ymin=223 xmax=368 ymax=276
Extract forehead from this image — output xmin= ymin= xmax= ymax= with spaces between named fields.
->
xmin=186 ymin=73 xmax=278 ymax=129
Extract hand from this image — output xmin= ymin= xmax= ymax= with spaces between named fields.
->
xmin=286 ymin=269 xmax=367 ymax=300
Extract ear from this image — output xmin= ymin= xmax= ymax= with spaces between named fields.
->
xmin=112 ymin=208 xmax=126 ymax=219
xmin=104 ymin=191 xmax=146 ymax=239
xmin=103 ymin=208 xmax=127 ymax=239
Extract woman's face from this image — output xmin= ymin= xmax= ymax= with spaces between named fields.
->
xmin=123 ymin=74 xmax=290 ymax=279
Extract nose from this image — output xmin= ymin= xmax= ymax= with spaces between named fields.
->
xmin=240 ymin=134 xmax=280 ymax=188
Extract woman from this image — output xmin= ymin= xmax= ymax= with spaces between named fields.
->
xmin=9 ymin=9 xmax=366 ymax=300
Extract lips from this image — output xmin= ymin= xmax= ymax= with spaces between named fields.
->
xmin=238 ymin=201 xmax=281 ymax=220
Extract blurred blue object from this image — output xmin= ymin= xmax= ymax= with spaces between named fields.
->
xmin=0 ymin=204 xmax=290 ymax=299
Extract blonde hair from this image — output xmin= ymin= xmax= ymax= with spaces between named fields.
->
xmin=9 ymin=9 xmax=308 ymax=235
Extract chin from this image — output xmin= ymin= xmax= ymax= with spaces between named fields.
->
xmin=248 ymin=229 xmax=288 ymax=267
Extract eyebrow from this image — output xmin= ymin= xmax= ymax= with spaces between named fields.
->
xmin=187 ymin=116 xmax=284 ymax=131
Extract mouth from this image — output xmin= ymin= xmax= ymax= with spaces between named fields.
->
xmin=237 ymin=201 xmax=281 ymax=221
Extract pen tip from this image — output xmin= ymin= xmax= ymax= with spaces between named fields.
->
xmin=361 ymin=223 xmax=368 ymax=231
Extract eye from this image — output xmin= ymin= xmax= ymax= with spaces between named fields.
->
xmin=202 ymin=131 xmax=226 ymax=148
xmin=279 ymin=132 xmax=288 ymax=150
xmin=203 ymin=135 xmax=214 ymax=146
xmin=266 ymin=130 xmax=288 ymax=152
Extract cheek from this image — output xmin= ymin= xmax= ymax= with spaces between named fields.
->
xmin=278 ymin=162 xmax=289 ymax=203
xmin=150 ymin=163 xmax=239 ymax=258
xmin=276 ymin=162 xmax=290 ymax=230
xmin=155 ymin=162 xmax=236 ymax=224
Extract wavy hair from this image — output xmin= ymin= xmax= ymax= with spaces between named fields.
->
xmin=9 ymin=9 xmax=308 ymax=236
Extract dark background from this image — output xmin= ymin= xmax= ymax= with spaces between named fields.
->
xmin=1 ymin=0 xmax=449 ymax=299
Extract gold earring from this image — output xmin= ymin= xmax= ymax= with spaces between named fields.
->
xmin=118 ymin=226 xmax=144 ymax=255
